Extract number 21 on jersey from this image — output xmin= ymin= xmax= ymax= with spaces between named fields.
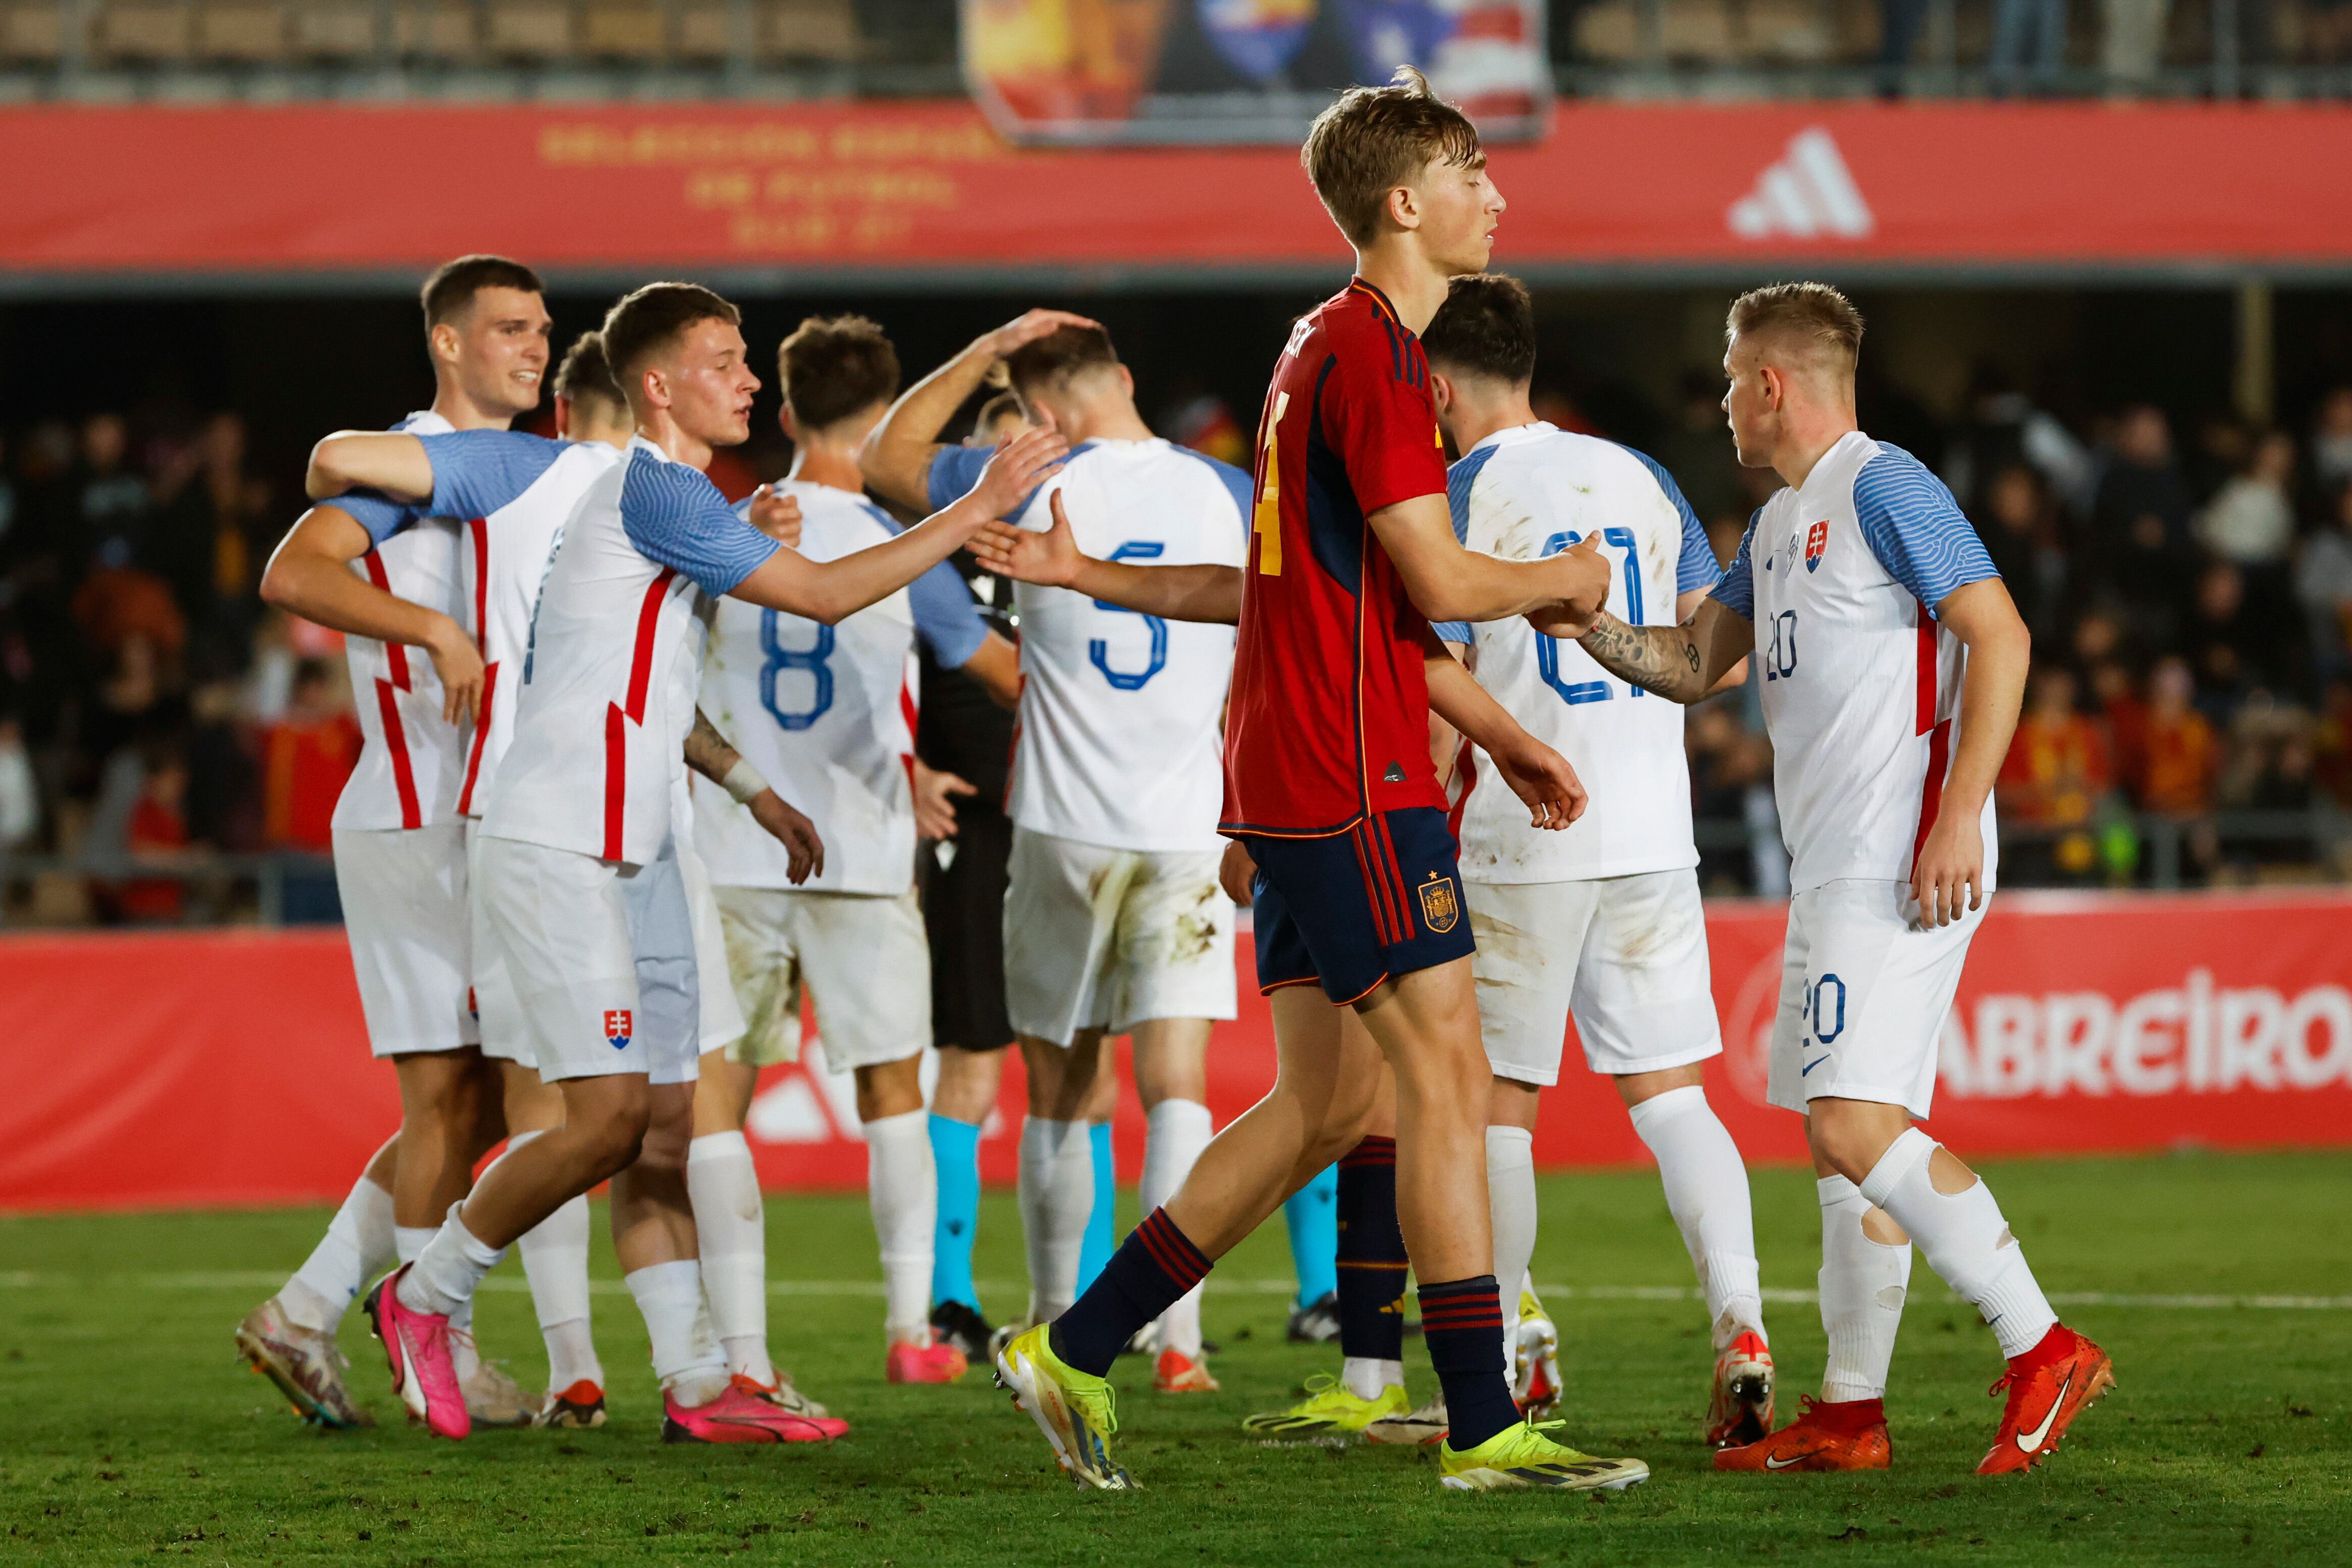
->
xmin=1535 ymin=528 xmax=1645 ymax=705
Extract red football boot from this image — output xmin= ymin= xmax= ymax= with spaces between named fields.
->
xmin=1977 ymin=1325 xmax=2114 ymax=1476
xmin=1712 ymin=1395 xmax=1890 ymax=1472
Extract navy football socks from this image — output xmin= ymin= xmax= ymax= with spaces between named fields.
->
xmin=1048 ymin=1207 xmax=1210 ymax=1378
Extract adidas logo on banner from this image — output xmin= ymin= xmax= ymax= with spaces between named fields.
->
xmin=1727 ymin=128 xmax=1875 ymax=241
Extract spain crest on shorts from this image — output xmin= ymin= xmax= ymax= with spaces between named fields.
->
xmin=604 ymin=1009 xmax=633 ymax=1050
xmin=1417 ymin=872 xmax=1460 ymax=935
xmin=1805 ymin=520 xmax=1829 ymax=573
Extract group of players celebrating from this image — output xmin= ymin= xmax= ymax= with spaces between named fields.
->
xmin=232 ymin=66 xmax=2113 ymax=1493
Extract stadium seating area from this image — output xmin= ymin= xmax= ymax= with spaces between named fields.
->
xmin=0 ymin=0 xmax=2348 ymax=99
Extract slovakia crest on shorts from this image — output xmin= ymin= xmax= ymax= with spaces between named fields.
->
xmin=604 ymin=1009 xmax=633 ymax=1050
xmin=1417 ymin=873 xmax=1460 ymax=935
xmin=1804 ymin=520 xmax=1829 ymax=573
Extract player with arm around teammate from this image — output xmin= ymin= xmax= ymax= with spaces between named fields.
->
xmin=1392 ymin=272 xmax=1775 ymax=1449
xmin=237 ymin=255 xmax=549 ymax=1431
xmin=685 ymin=314 xmax=1023 ymax=1398
xmin=865 ymin=314 xmax=1250 ymax=1396
xmin=357 ymin=280 xmax=1064 ymax=1444
xmin=1574 ymin=282 xmax=2112 ymax=1477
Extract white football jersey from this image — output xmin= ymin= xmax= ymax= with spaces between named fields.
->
xmin=481 ymin=436 xmax=780 ymax=866
xmin=331 ymin=410 xmax=468 ymax=832
xmin=443 ymin=437 xmax=625 ymax=817
xmin=695 ymin=482 xmax=974 ymax=896
xmin=1438 ymin=423 xmax=1721 ymax=883
xmin=1714 ymin=430 xmax=2001 ymax=895
xmin=929 ymin=436 xmax=1248 ymax=853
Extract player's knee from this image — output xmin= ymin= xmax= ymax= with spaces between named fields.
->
xmin=577 ymin=1098 xmax=653 ymax=1176
xmin=1809 ymin=1119 xmax=1885 ymax=1186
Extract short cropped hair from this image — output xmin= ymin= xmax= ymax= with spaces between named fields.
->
xmin=1726 ymin=282 xmax=1865 ymax=369
xmin=552 ymin=330 xmax=624 ymax=411
xmin=1301 ymin=66 xmax=1484 ymax=246
xmin=420 ymin=255 xmax=544 ymax=329
xmin=601 ymin=282 xmax=742 ymax=384
xmin=1422 ymin=273 xmax=1536 ymax=386
xmin=971 ymin=389 xmax=1030 ymax=440
xmin=777 ymin=315 xmax=900 ymax=432
xmin=1004 ymin=323 xmax=1120 ymax=396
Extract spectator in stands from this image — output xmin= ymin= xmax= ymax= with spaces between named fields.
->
xmin=2309 ymin=386 xmax=2352 ymax=493
xmin=2295 ymin=481 xmax=2352 ymax=687
xmin=2135 ymin=655 xmax=2222 ymax=879
xmin=259 ymin=657 xmax=358 ymax=924
xmin=0 ymin=713 xmax=37 ymax=851
xmin=2100 ymin=0 xmax=2169 ymax=93
xmin=74 ymin=413 xmax=150 ymax=570
xmin=2187 ymin=560 xmax=2286 ymax=708
xmin=2090 ymin=404 xmax=2195 ymax=637
xmin=1686 ymin=695 xmax=1770 ymax=893
xmin=2197 ymin=429 xmax=2296 ymax=568
xmin=110 ymin=742 xmax=191 ymax=924
xmin=1998 ymin=666 xmax=2113 ymax=881
xmin=183 ymin=677 xmax=259 ymax=852
xmin=1990 ymin=0 xmax=2069 ymax=95
xmin=1652 ymin=369 xmax=1747 ymax=532
xmin=153 ymin=412 xmax=268 ymax=674
xmin=1972 ymin=464 xmax=2065 ymax=643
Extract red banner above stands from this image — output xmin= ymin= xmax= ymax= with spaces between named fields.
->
xmin=3 ymin=889 xmax=2349 ymax=1212
xmin=3 ymin=102 xmax=2352 ymax=281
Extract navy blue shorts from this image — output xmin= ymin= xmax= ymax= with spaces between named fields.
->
xmin=1242 ymin=807 xmax=1475 ymax=1006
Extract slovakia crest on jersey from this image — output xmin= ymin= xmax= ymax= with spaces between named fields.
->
xmin=1805 ymin=520 xmax=1829 ymax=573
xmin=604 ymin=1009 xmax=633 ymax=1050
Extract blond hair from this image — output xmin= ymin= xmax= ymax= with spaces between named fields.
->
xmin=1726 ymin=282 xmax=1865 ymax=370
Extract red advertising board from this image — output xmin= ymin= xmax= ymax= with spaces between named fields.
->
xmin=3 ymin=889 xmax=2346 ymax=1213
xmin=3 ymin=102 xmax=2351 ymax=281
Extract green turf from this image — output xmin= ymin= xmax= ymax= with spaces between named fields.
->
xmin=3 ymin=1151 xmax=2346 ymax=1565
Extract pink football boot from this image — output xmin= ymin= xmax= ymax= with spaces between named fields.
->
xmin=662 ymin=1375 xmax=849 ymax=1443
xmin=362 ymin=1265 xmax=469 ymax=1440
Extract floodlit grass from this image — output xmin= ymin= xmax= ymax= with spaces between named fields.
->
xmin=2 ymin=1151 xmax=2345 ymax=1564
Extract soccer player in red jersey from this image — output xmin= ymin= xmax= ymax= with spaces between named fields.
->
xmin=993 ymin=70 xmax=1648 ymax=1494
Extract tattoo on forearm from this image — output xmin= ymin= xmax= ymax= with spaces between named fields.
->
xmin=1579 ymin=612 xmax=1700 ymax=700
xmin=682 ymin=707 xmax=742 ymax=784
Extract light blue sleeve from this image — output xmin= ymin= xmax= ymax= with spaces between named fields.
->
xmin=1619 ymin=445 xmax=1721 ymax=595
xmin=1710 ymin=510 xmax=1761 ymax=620
xmin=417 ymin=430 xmax=566 ymax=520
xmin=619 ymin=456 xmax=781 ymax=598
xmin=1177 ymin=449 xmax=1256 ymax=524
xmin=333 ymin=489 xmax=418 ymax=546
xmin=909 ymin=560 xmax=990 ymax=668
xmin=1430 ymin=445 xmax=1503 ymax=645
xmin=925 ymin=445 xmax=993 ymax=513
xmin=1853 ymin=445 xmax=2000 ymax=617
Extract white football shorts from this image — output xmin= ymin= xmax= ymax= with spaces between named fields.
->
xmin=463 ymin=819 xmax=526 ymax=1067
xmin=333 ymin=822 xmax=479 ymax=1057
xmin=1767 ymin=877 xmax=1986 ymax=1120
xmin=716 ymin=885 xmax=929 ymax=1072
xmin=473 ymin=834 xmax=704 ymax=1086
xmin=1469 ymin=868 xmax=1721 ymax=1087
xmin=1003 ymin=827 xmax=1236 ymax=1048
xmin=676 ymin=832 xmax=747 ymax=1056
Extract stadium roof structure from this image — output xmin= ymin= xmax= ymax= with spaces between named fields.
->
xmin=5 ymin=100 xmax=2352 ymax=294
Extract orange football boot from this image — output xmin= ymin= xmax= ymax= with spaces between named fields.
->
xmin=1706 ymin=1331 xmax=1776 ymax=1448
xmin=1154 ymin=1347 xmax=1219 ymax=1393
xmin=1977 ymin=1325 xmax=2114 ymax=1476
xmin=1712 ymin=1395 xmax=1890 ymax=1472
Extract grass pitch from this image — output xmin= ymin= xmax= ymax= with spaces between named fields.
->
xmin=3 ymin=1151 xmax=2346 ymax=1566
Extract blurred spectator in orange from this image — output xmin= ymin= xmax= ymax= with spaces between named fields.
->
xmin=1999 ymin=666 xmax=2112 ymax=880
xmin=114 ymin=745 xmax=191 ymax=923
xmin=72 ymin=549 xmax=187 ymax=667
xmin=2135 ymin=656 xmax=2219 ymax=814
xmin=260 ymin=658 xmax=359 ymax=853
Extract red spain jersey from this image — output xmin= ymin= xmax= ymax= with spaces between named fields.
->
xmin=1222 ymin=279 xmax=1450 ymax=837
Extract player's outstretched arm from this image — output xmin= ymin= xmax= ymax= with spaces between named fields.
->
xmin=683 ymin=707 xmax=824 ymax=883
xmin=969 ymin=491 xmax=1243 ymax=624
xmin=1425 ymin=644 xmax=1586 ymax=829
xmin=734 ymin=428 xmax=1067 ymax=624
xmin=1578 ymin=597 xmax=1751 ymax=705
xmin=259 ymin=505 xmax=482 ymax=724
xmin=860 ymin=308 xmax=1098 ymax=511
xmin=306 ymin=432 xmax=435 ymax=503
xmin=1910 ymin=577 xmax=2030 ymax=929
xmin=1369 ymin=493 xmax=1612 ymax=630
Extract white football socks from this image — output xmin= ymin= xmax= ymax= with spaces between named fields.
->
xmin=507 ymin=1132 xmax=601 ymax=1394
xmin=1141 ymin=1099 xmax=1214 ymax=1358
xmin=1341 ymin=1357 xmax=1405 ymax=1401
xmin=395 ymin=1226 xmax=436 ymax=1266
xmin=863 ymin=1108 xmax=938 ymax=1342
xmin=684 ymin=1131 xmax=773 ymax=1385
xmin=1627 ymin=1085 xmax=1767 ymax=1349
xmin=1018 ymin=1116 xmax=1092 ymax=1323
xmin=625 ymin=1259 xmax=729 ymax=1407
xmin=1817 ymin=1173 xmax=1911 ymax=1403
xmin=398 ymin=1205 xmax=507 ymax=1320
xmin=1860 ymin=1129 xmax=2057 ymax=1359
xmin=1484 ymin=1123 xmax=1538 ymax=1353
xmin=283 ymin=1173 xmax=396 ymax=1334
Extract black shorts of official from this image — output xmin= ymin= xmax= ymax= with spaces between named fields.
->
xmin=920 ymin=797 xmax=1015 ymax=1052
xmin=1243 ymin=806 xmax=1476 ymax=1006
